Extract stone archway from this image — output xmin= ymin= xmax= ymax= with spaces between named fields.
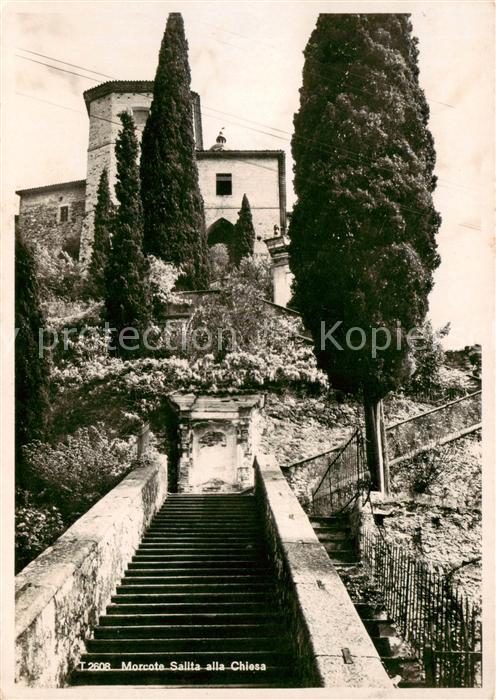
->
xmin=207 ymin=218 xmax=235 ymax=255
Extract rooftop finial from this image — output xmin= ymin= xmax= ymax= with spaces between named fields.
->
xmin=210 ymin=128 xmax=226 ymax=151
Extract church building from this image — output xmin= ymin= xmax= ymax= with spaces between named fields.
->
xmin=16 ymin=80 xmax=293 ymax=305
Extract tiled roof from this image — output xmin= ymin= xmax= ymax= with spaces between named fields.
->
xmin=16 ymin=180 xmax=86 ymax=196
xmin=196 ymin=150 xmax=285 ymax=158
xmin=83 ymin=80 xmax=200 ymax=113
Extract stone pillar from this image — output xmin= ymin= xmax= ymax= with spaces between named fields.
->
xmin=168 ymin=394 xmax=263 ymax=493
xmin=265 ymin=234 xmax=294 ymax=307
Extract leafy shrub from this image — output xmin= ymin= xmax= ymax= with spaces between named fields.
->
xmin=22 ymin=424 xmax=135 ymax=521
xmin=147 ymin=257 xmax=184 ymax=311
xmin=403 ymin=321 xmax=449 ymax=398
xmin=35 ymin=246 xmax=86 ymax=305
xmin=184 ymin=257 xmax=277 ymax=361
xmin=15 ymin=491 xmax=65 ymax=572
xmin=409 ymin=448 xmax=444 ymax=494
xmin=208 ymin=244 xmax=231 ymax=285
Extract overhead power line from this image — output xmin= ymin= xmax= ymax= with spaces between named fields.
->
xmin=15 ymin=50 xmax=477 ymax=194
xmin=17 ymin=48 xmax=114 ymax=79
xmin=16 ymin=55 xmax=101 ymax=82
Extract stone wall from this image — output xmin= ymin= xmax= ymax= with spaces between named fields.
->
xmin=15 ymin=450 xmax=167 ymax=687
xmin=253 ymin=452 xmax=392 ymax=688
xmin=17 ymin=182 xmax=86 ymax=256
xmin=260 ymin=392 xmax=357 ymax=466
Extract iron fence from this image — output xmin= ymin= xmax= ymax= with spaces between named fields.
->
xmin=362 ymin=527 xmax=482 ymax=687
xmin=423 ymin=647 xmax=483 ymax=688
xmin=311 ymin=428 xmax=368 ymax=515
xmin=386 ymin=390 xmax=481 ymax=464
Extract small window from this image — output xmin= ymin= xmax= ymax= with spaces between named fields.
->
xmin=59 ymin=206 xmax=69 ymax=223
xmin=216 ymin=173 xmax=232 ymax=196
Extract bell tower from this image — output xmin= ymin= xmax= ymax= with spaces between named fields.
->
xmin=79 ymin=81 xmax=203 ymax=266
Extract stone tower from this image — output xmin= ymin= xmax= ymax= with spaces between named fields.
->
xmin=79 ymin=81 xmax=203 ymax=265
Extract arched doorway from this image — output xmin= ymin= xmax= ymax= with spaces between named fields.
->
xmin=207 ymin=218 xmax=235 ymax=254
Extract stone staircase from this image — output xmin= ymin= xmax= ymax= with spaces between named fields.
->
xmin=310 ymin=514 xmax=424 ymax=688
xmin=71 ymin=494 xmax=298 ymax=687
xmin=309 ymin=515 xmax=360 ymax=567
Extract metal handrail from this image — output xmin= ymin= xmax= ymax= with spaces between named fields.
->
xmin=311 ymin=427 xmax=359 ymax=499
xmin=386 ymin=390 xmax=481 ymax=431
xmin=287 ymin=389 xmax=482 ymax=471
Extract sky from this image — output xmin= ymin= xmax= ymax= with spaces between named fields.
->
xmin=2 ymin=0 xmax=494 ymax=349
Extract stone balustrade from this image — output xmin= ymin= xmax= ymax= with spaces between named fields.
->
xmin=254 ymin=451 xmax=393 ymax=688
xmin=15 ymin=451 xmax=167 ymax=687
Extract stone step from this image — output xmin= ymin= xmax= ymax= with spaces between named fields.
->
xmin=129 ymin=558 xmax=264 ymax=566
xmin=120 ymin=576 xmax=270 ymax=585
xmin=144 ymin=527 xmax=262 ymax=533
xmin=98 ymin=612 xmax=283 ymax=627
xmin=93 ymin=623 xmax=285 ymax=639
xmin=156 ymin=512 xmax=256 ymax=518
xmin=310 ymin=515 xmax=350 ymax=525
xmin=373 ymin=636 xmax=409 ymax=658
xmin=165 ymin=496 xmax=254 ymax=500
xmin=141 ymin=535 xmax=260 ymax=541
xmin=151 ymin=515 xmax=259 ymax=521
xmin=380 ymin=656 xmax=424 ymax=685
xmin=361 ymin=618 xmax=397 ymax=638
xmin=331 ymin=561 xmax=363 ymax=570
xmin=128 ymin=563 xmax=266 ymax=572
xmin=314 ymin=527 xmax=353 ymax=542
xmin=320 ymin=539 xmax=355 ymax=552
xmin=135 ymin=545 xmax=263 ymax=553
xmin=111 ymin=592 xmax=274 ymax=604
xmin=327 ymin=549 xmax=359 ymax=563
xmin=354 ymin=603 xmax=389 ymax=619
xmin=87 ymin=636 xmax=286 ymax=653
xmin=106 ymin=602 xmax=272 ymax=615
xmin=165 ymin=495 xmax=255 ymax=499
xmin=115 ymin=583 xmax=269 ymax=594
xmin=124 ymin=568 xmax=269 ymax=577
xmin=310 ymin=530 xmax=351 ymax=541
xmin=131 ymin=552 xmax=265 ymax=560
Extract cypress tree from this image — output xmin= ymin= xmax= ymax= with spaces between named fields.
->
xmin=140 ymin=12 xmax=209 ymax=289
xmin=15 ymin=231 xmax=50 ymax=483
xmin=105 ymin=112 xmax=151 ymax=355
xmin=289 ymin=14 xmax=441 ymax=488
xmin=233 ymin=194 xmax=255 ymax=265
xmin=88 ymin=168 xmax=115 ymax=298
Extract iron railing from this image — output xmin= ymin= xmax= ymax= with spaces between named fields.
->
xmin=311 ymin=427 xmax=368 ymax=515
xmin=386 ymin=390 xmax=481 ymax=464
xmin=423 ymin=646 xmax=483 ymax=688
xmin=362 ymin=527 xmax=482 ymax=688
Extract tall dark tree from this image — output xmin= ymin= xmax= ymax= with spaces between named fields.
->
xmin=289 ymin=14 xmax=441 ymax=489
xmin=88 ymin=168 xmax=115 ymax=298
xmin=140 ymin=12 xmax=209 ymax=289
xmin=233 ymin=194 xmax=255 ymax=265
xmin=15 ymin=231 xmax=50 ymax=483
xmin=105 ymin=112 xmax=150 ymax=354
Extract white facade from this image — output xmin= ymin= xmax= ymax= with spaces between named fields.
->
xmin=197 ymin=151 xmax=286 ymax=255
